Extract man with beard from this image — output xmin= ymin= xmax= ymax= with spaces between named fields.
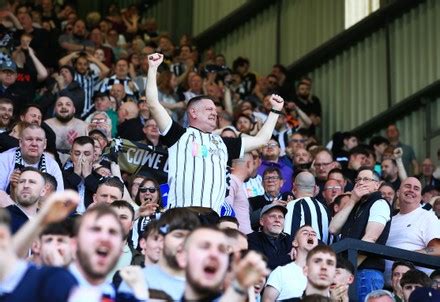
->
xmin=118 ymin=207 xmax=200 ymax=300
xmin=291 ymin=79 xmax=322 ymax=135
xmin=292 ymin=147 xmax=313 ymax=174
xmin=313 ymin=148 xmax=338 ymax=200
xmin=381 ymin=150 xmax=408 ymax=192
xmin=45 ymin=96 xmax=88 ymax=164
xmin=6 ymin=167 xmax=46 ymax=233
xmin=2 ymin=191 xmax=147 ymax=301
xmin=177 ymin=227 xmax=269 ymax=302
xmin=58 ymin=19 xmax=94 ymax=53
xmin=381 ymin=159 xmax=401 ymax=191
xmin=62 ymin=203 xmax=148 ymax=301
xmin=0 ymin=97 xmax=13 ymax=133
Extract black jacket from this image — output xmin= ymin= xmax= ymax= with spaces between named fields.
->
xmin=117 ymin=117 xmax=144 ymax=141
xmin=62 ymin=168 xmax=100 ymax=209
xmin=247 ymin=231 xmax=292 ymax=270
xmin=341 ymin=191 xmax=391 ymax=271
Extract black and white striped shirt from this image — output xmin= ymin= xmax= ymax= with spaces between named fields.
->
xmin=161 ymin=121 xmax=243 ymax=213
xmin=74 ymin=70 xmax=100 ymax=117
xmin=99 ymin=75 xmax=139 ymax=99
xmin=284 ymin=196 xmax=331 ymax=244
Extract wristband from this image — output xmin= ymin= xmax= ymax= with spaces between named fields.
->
xmin=231 ymin=280 xmax=247 ymax=296
xmin=270 ymin=108 xmax=283 ymax=115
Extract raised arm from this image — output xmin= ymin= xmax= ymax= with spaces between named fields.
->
xmin=292 ymin=103 xmax=312 ymax=128
xmin=241 ymin=94 xmax=284 ymax=152
xmin=329 ymin=184 xmax=368 ymax=235
xmin=58 ymin=51 xmax=78 ymax=67
xmin=86 ymin=53 xmax=110 ymax=80
xmin=28 ymin=47 xmax=48 ymax=82
xmin=393 ymin=148 xmax=408 ymax=181
xmin=146 ymin=53 xmax=172 ymax=132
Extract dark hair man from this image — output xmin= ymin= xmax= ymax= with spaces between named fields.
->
xmin=330 ymin=167 xmax=391 ymax=302
xmin=118 ymin=207 xmax=200 ymax=300
xmin=400 ymin=269 xmax=432 ymax=302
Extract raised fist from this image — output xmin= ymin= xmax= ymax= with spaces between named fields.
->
xmin=148 ymin=53 xmax=164 ymax=68
xmin=269 ymin=94 xmax=284 ymax=111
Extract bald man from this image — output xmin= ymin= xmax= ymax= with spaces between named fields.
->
xmin=117 ymin=101 xmax=139 ymax=124
xmin=385 ymin=177 xmax=440 ymax=283
xmin=284 ymin=171 xmax=331 ymax=244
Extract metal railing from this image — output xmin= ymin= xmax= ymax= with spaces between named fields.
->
xmin=331 ymin=238 xmax=440 ymax=301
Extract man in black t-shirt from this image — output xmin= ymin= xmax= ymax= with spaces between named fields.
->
xmin=289 ymin=79 xmax=322 ymax=135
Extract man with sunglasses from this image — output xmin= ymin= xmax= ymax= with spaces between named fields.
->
xmin=329 ymin=167 xmax=391 ymax=302
xmin=146 ymin=53 xmax=284 ymax=213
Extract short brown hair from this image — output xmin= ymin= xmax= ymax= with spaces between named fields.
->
xmin=73 ymin=204 xmax=124 ymax=239
xmin=306 ymin=245 xmax=336 ymax=263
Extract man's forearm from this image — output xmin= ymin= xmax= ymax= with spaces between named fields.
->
xmin=396 ymin=158 xmax=408 ymax=181
xmin=242 ymin=111 xmax=278 ymax=152
xmin=329 ymin=201 xmax=356 ymax=235
xmin=416 ymin=246 xmax=440 ymax=256
xmin=146 ymin=64 xmax=172 ymax=132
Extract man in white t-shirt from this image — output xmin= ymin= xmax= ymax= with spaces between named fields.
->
xmin=385 ymin=177 xmax=440 ymax=283
xmin=262 ymin=225 xmax=318 ymax=301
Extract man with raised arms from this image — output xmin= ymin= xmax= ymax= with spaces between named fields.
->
xmin=146 ymin=53 xmax=284 ymax=213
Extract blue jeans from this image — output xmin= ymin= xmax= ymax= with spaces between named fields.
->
xmin=356 ymin=269 xmax=384 ymax=302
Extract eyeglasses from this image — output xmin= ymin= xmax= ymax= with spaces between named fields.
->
xmin=324 ymin=186 xmax=342 ymax=191
xmin=139 ymin=187 xmax=158 ymax=193
xmin=355 ymin=177 xmax=377 ymax=183
xmin=264 ymin=143 xmax=279 ymax=148
xmin=91 ymin=118 xmax=106 ymax=123
xmin=263 ymin=176 xmax=281 ymax=181
xmin=314 ymin=162 xmax=333 ymax=168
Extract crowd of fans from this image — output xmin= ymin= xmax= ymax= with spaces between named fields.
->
xmin=0 ymin=1 xmax=439 ymax=301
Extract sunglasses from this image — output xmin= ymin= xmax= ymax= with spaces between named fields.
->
xmin=139 ymin=187 xmax=158 ymax=193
